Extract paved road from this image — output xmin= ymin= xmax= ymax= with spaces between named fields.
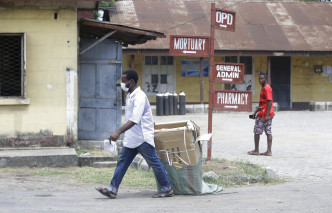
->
xmin=154 ymin=111 xmax=332 ymax=182
xmin=0 ymin=111 xmax=331 ymax=212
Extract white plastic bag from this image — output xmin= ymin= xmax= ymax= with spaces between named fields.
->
xmin=103 ymin=139 xmax=117 ymax=154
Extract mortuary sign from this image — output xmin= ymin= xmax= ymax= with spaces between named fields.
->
xmin=214 ymin=62 xmax=244 ymax=84
xmin=213 ymin=90 xmax=252 ymax=111
xmin=170 ymin=35 xmax=210 ymax=57
xmin=213 ymin=9 xmax=236 ymax=31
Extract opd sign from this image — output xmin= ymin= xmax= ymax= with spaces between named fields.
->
xmin=213 ymin=90 xmax=252 ymax=111
xmin=214 ymin=62 xmax=244 ymax=84
xmin=214 ymin=9 xmax=236 ymax=31
xmin=170 ymin=35 xmax=210 ymax=57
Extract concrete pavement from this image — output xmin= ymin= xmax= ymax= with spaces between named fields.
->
xmin=154 ymin=111 xmax=332 ymax=182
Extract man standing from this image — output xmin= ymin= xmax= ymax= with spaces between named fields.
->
xmin=248 ymin=73 xmax=275 ymax=156
xmin=96 ymin=70 xmax=173 ymax=199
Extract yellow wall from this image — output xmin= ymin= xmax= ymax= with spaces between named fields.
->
xmin=252 ymin=56 xmax=266 ymax=102
xmin=292 ymin=56 xmax=332 ymax=102
xmin=0 ymin=2 xmax=77 ymax=137
xmin=252 ymin=56 xmax=332 ymax=103
xmin=123 ymin=54 xmax=332 ymax=105
xmin=123 ymin=54 xmax=224 ymax=103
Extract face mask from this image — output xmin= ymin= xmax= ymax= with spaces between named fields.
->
xmin=121 ymin=80 xmax=132 ymax=92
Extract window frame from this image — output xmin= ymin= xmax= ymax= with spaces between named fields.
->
xmin=0 ymin=33 xmax=28 ymax=105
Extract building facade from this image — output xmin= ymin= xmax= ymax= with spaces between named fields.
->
xmin=109 ymin=0 xmax=332 ymax=110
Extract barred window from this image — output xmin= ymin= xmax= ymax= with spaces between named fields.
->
xmin=225 ymin=56 xmax=252 ymax=74
xmin=0 ymin=33 xmax=25 ymax=97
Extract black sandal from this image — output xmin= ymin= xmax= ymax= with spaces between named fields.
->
xmin=95 ymin=187 xmax=117 ymax=199
xmin=152 ymin=189 xmax=174 ymax=198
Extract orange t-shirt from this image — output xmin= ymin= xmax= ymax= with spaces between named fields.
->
xmin=257 ymin=84 xmax=275 ymax=119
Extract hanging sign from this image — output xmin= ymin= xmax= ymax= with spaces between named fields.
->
xmin=213 ymin=90 xmax=252 ymax=111
xmin=169 ymin=35 xmax=210 ymax=57
xmin=214 ymin=62 xmax=244 ymax=84
xmin=213 ymin=9 xmax=236 ymax=31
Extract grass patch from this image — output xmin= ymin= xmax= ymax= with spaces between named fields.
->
xmin=70 ymin=167 xmax=156 ymax=189
xmin=203 ymin=158 xmax=285 ymax=187
xmin=22 ymin=158 xmax=284 ymax=189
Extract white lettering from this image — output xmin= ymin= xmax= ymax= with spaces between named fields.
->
xmin=216 ymin=11 xmax=222 ymax=23
xmin=221 ymin=13 xmax=228 ymax=24
xmin=174 ymin=38 xmax=207 ymax=51
xmin=217 ymin=92 xmax=249 ymax=106
xmin=217 ymin=92 xmax=225 ymax=104
xmin=215 ymin=11 xmax=233 ymax=25
xmin=231 ymin=93 xmax=237 ymax=104
xmin=174 ymin=38 xmax=180 ymax=49
xmin=227 ymin=14 xmax=233 ymax=25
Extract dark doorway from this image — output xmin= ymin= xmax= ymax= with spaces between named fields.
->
xmin=270 ymin=56 xmax=291 ymax=110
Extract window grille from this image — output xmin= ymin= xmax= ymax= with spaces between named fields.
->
xmin=225 ymin=56 xmax=252 ymax=74
xmin=0 ymin=34 xmax=25 ymax=97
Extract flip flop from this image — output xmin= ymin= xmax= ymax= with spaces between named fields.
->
xmin=260 ymin=152 xmax=272 ymax=156
xmin=248 ymin=151 xmax=259 ymax=155
xmin=95 ymin=187 xmax=117 ymax=199
xmin=152 ymin=189 xmax=174 ymax=198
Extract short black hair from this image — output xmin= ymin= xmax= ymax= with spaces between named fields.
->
xmin=123 ymin=69 xmax=138 ymax=84
xmin=259 ymin=72 xmax=268 ymax=79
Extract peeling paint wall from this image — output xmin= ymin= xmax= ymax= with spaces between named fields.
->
xmin=292 ymin=56 xmax=332 ymax=102
xmin=253 ymin=56 xmax=332 ymax=104
xmin=0 ymin=2 xmax=78 ymax=146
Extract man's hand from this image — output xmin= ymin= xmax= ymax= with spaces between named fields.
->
xmin=264 ymin=115 xmax=270 ymax=122
xmin=110 ymin=130 xmax=121 ymax=141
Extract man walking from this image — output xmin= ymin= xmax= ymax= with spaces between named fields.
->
xmin=96 ymin=70 xmax=173 ymax=199
xmin=248 ymin=73 xmax=275 ymax=156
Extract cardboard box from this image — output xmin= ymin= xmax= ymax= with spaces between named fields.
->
xmin=154 ymin=120 xmax=201 ymax=168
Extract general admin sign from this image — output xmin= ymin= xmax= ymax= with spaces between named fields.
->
xmin=214 ymin=62 xmax=244 ymax=84
xmin=170 ymin=35 xmax=210 ymax=57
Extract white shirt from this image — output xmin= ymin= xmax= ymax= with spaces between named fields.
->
xmin=123 ymin=86 xmax=155 ymax=148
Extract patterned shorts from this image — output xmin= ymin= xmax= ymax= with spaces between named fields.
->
xmin=253 ymin=116 xmax=274 ymax=135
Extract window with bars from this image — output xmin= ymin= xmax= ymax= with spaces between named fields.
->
xmin=0 ymin=34 xmax=25 ymax=97
xmin=225 ymin=56 xmax=252 ymax=74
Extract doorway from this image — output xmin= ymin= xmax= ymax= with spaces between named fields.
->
xmin=270 ymin=56 xmax=291 ymax=110
xmin=78 ymin=38 xmax=122 ymax=140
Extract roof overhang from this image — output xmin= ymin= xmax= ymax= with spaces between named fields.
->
xmin=79 ymin=18 xmax=166 ymax=47
xmin=0 ymin=0 xmax=100 ymax=10
xmin=122 ymin=49 xmax=332 ymax=57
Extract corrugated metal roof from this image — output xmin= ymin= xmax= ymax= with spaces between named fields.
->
xmin=107 ymin=0 xmax=332 ymax=53
xmin=79 ymin=19 xmax=165 ymax=46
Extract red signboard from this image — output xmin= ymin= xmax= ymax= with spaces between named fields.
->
xmin=213 ymin=90 xmax=252 ymax=111
xmin=214 ymin=62 xmax=244 ymax=84
xmin=213 ymin=9 xmax=236 ymax=31
xmin=169 ymin=35 xmax=210 ymax=57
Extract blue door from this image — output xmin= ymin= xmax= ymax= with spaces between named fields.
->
xmin=78 ymin=39 xmax=122 ymax=140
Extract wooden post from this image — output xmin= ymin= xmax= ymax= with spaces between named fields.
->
xmin=208 ymin=3 xmax=216 ymax=160
xmin=267 ymin=56 xmax=271 ymax=84
xmin=200 ymin=57 xmax=204 ymax=104
xmin=131 ymin=55 xmax=135 ymax=69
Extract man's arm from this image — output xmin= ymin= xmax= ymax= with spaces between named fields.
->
xmin=109 ymin=120 xmax=136 ymax=141
xmin=265 ymin=100 xmax=272 ymax=121
xmin=251 ymin=107 xmax=259 ymax=118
